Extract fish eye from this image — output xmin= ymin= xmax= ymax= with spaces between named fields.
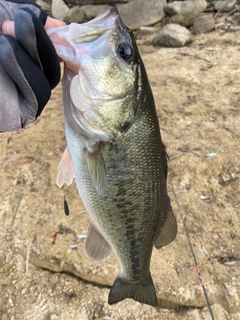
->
xmin=117 ymin=42 xmax=133 ymax=62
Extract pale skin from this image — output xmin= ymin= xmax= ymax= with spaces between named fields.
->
xmin=2 ymin=16 xmax=66 ymax=37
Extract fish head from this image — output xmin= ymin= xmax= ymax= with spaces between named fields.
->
xmin=48 ymin=7 xmax=145 ymax=141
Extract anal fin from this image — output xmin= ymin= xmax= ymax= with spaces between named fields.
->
xmin=155 ymin=202 xmax=177 ymax=249
xmin=108 ymin=273 xmax=157 ymax=306
xmin=85 ymin=221 xmax=112 ymax=261
xmin=56 ymin=146 xmax=74 ymax=187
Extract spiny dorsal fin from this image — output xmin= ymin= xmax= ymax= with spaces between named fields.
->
xmin=154 ymin=204 xmax=177 ymax=249
xmin=56 ymin=146 xmax=75 ymax=188
xmin=86 ymin=144 xmax=106 ymax=197
xmin=85 ymin=221 xmax=112 ymax=261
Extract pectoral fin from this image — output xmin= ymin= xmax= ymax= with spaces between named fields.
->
xmin=56 ymin=146 xmax=74 ymax=187
xmin=85 ymin=221 xmax=112 ymax=261
xmin=86 ymin=144 xmax=106 ymax=197
xmin=155 ymin=203 xmax=177 ymax=249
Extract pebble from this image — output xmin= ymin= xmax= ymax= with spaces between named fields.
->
xmin=51 ymin=0 xmax=69 ymax=19
xmin=117 ymin=0 xmax=167 ymax=30
xmin=193 ymin=14 xmax=215 ymax=34
xmin=213 ymin=0 xmax=236 ymax=12
xmin=153 ymin=23 xmax=192 ymax=47
xmin=165 ymin=0 xmax=207 ymax=17
xmin=63 ymin=6 xmax=85 ymax=24
xmin=169 ymin=12 xmax=201 ymax=27
xmin=80 ymin=4 xmax=108 ymax=20
xmin=21 ymin=288 xmax=27 ymax=295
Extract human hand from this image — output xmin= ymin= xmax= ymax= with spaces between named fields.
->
xmin=0 ymin=0 xmax=65 ymax=132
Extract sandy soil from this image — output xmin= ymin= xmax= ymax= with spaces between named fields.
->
xmin=0 ymin=17 xmax=240 ymax=320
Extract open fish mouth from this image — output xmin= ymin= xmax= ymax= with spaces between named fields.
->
xmin=47 ymin=6 xmax=121 ymax=72
xmin=47 ymin=6 xmax=119 ymax=37
xmin=70 ymin=7 xmax=119 ymax=44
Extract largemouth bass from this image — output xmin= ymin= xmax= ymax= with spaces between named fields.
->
xmin=48 ymin=6 xmax=177 ymax=306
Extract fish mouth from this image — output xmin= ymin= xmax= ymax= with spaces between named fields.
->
xmin=71 ymin=6 xmax=120 ymax=44
xmin=47 ymin=6 xmax=122 ymax=72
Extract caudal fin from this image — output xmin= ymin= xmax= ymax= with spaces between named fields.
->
xmin=108 ymin=274 xmax=157 ymax=306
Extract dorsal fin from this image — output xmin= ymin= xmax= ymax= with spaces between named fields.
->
xmin=56 ymin=146 xmax=75 ymax=188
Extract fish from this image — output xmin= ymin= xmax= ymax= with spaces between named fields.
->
xmin=47 ymin=6 xmax=177 ymax=306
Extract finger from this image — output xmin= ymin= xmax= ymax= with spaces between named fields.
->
xmin=15 ymin=8 xmax=61 ymax=89
xmin=44 ymin=16 xmax=66 ymax=29
xmin=2 ymin=17 xmax=66 ymax=38
xmin=0 ymin=35 xmax=51 ymax=119
xmin=2 ymin=21 xmax=15 ymax=37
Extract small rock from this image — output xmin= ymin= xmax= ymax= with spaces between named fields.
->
xmin=63 ymin=6 xmax=85 ymax=24
xmin=137 ymin=26 xmax=161 ymax=36
xmin=80 ymin=5 xmax=108 ymax=20
xmin=117 ymin=0 xmax=167 ymax=30
xmin=213 ymin=0 xmax=236 ymax=12
xmin=232 ymin=13 xmax=240 ymax=25
xmin=165 ymin=0 xmax=207 ymax=16
xmin=51 ymin=0 xmax=69 ymax=19
xmin=35 ymin=0 xmax=51 ymax=14
xmin=169 ymin=13 xmax=202 ymax=27
xmin=153 ymin=23 xmax=192 ymax=47
xmin=193 ymin=14 xmax=215 ymax=34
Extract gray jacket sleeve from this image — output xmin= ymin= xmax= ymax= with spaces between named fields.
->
xmin=0 ymin=0 xmax=60 ymax=132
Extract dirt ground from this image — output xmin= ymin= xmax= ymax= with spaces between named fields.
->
xmin=1 ymin=17 xmax=240 ymax=320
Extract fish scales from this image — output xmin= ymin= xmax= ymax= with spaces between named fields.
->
xmin=48 ymin=6 xmax=177 ymax=306
xmin=64 ymin=73 xmax=161 ymax=279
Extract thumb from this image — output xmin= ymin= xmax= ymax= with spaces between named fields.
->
xmin=2 ymin=21 xmax=15 ymax=37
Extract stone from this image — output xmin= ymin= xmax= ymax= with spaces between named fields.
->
xmin=63 ymin=6 xmax=85 ymax=24
xmin=153 ymin=23 xmax=192 ymax=47
xmin=51 ymin=0 xmax=69 ymax=19
xmin=165 ymin=0 xmax=207 ymax=16
xmin=52 ymin=0 xmax=167 ymax=30
xmin=232 ymin=13 xmax=240 ymax=25
xmin=193 ymin=14 xmax=215 ymax=34
xmin=80 ymin=5 xmax=109 ymax=20
xmin=213 ymin=0 xmax=236 ymax=12
xmin=117 ymin=0 xmax=167 ymax=30
xmin=35 ymin=0 xmax=51 ymax=14
xmin=168 ymin=13 xmax=203 ymax=27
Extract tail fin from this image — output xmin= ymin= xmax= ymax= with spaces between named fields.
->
xmin=108 ymin=274 xmax=157 ymax=306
